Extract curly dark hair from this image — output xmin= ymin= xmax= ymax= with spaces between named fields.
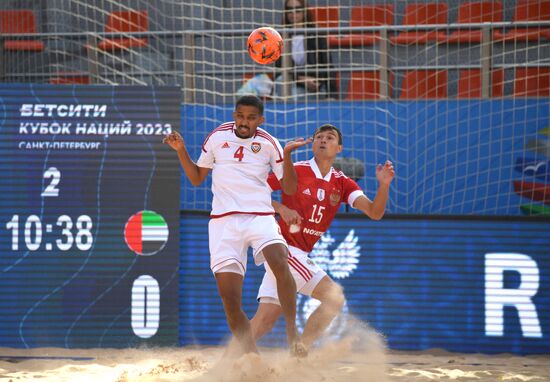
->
xmin=235 ymin=95 xmax=264 ymax=115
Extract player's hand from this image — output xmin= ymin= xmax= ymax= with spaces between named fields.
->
xmin=278 ymin=204 xmax=303 ymax=226
xmin=304 ymin=77 xmax=320 ymax=92
xmin=298 ymin=75 xmax=320 ymax=92
xmin=376 ymin=160 xmax=395 ymax=186
xmin=283 ymin=137 xmax=313 ymax=155
xmin=163 ymin=131 xmax=185 ymax=151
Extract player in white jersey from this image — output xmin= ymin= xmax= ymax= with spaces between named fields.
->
xmin=250 ymin=124 xmax=395 ymax=351
xmin=163 ymin=95 xmax=310 ymax=357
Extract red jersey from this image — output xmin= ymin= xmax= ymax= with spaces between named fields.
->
xmin=267 ymin=158 xmax=364 ymax=253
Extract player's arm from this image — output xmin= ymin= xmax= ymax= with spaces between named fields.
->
xmin=272 ymin=200 xmax=303 ymax=226
xmin=353 ymin=189 xmax=387 ymax=220
xmin=163 ymin=132 xmax=209 ymax=186
xmin=279 ymin=137 xmax=313 ymax=195
xmin=353 ymin=161 xmax=395 ymax=220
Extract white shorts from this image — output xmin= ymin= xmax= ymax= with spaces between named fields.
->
xmin=209 ymin=214 xmax=287 ymax=275
xmin=257 ymin=245 xmax=327 ymax=305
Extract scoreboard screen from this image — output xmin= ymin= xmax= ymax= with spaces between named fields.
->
xmin=0 ymin=84 xmax=181 ymax=348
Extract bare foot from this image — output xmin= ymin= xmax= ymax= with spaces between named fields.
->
xmin=290 ymin=341 xmax=308 ymax=358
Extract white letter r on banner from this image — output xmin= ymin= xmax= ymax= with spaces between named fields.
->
xmin=485 ymin=253 xmax=542 ymax=338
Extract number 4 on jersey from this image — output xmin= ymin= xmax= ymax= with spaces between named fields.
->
xmin=234 ymin=146 xmax=245 ymax=161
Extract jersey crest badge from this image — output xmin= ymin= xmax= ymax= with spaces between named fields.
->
xmin=251 ymin=142 xmax=261 ymax=153
xmin=330 ymin=191 xmax=341 ymax=206
xmin=222 ymin=142 xmax=230 ymax=149
xmin=317 ymin=189 xmax=325 ymax=201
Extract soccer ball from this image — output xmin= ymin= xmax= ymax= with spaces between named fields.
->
xmin=247 ymin=27 xmax=283 ymax=65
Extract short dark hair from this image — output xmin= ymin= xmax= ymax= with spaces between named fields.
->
xmin=235 ymin=95 xmax=264 ymax=115
xmin=313 ymin=124 xmax=342 ymax=145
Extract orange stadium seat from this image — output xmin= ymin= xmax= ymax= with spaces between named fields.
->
xmin=457 ymin=69 xmax=504 ymax=98
xmin=0 ymin=10 xmax=44 ymax=51
xmin=330 ymin=5 xmax=394 ymax=47
xmin=310 ymin=7 xmax=340 ymax=48
xmin=494 ymin=0 xmax=550 ymax=42
xmin=513 ymin=68 xmax=550 ymax=97
xmin=310 ymin=6 xmax=339 ymax=29
xmin=50 ymin=74 xmax=91 ymax=85
xmin=97 ymin=10 xmax=148 ymax=51
xmin=345 ymin=71 xmax=393 ymax=100
xmin=390 ymin=3 xmax=448 ymax=44
xmin=445 ymin=2 xmax=503 ymax=43
xmin=399 ymin=70 xmax=448 ymax=99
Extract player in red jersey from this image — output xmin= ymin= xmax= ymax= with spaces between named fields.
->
xmin=163 ymin=95 xmax=310 ymax=357
xmin=251 ymin=123 xmax=395 ymax=350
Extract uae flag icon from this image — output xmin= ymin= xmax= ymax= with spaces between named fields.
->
xmin=124 ymin=210 xmax=169 ymax=256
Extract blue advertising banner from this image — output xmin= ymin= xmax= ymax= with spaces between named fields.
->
xmin=179 ymin=212 xmax=550 ymax=355
xmin=0 ymin=84 xmax=181 ymax=348
xmin=180 ymin=100 xmax=550 ymax=216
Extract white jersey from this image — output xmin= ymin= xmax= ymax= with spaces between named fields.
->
xmin=197 ymin=122 xmax=285 ymax=218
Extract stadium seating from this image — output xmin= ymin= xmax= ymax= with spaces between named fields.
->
xmin=345 ymin=71 xmax=393 ymax=100
xmin=494 ymin=0 xmax=550 ymax=42
xmin=0 ymin=10 xmax=44 ymax=51
xmin=328 ymin=5 xmax=394 ymax=47
xmin=456 ymin=69 xmax=504 ymax=98
xmin=513 ymin=67 xmax=550 ymax=96
xmin=1 ymin=2 xmax=549 ymax=100
xmin=399 ymin=70 xmax=448 ymax=99
xmin=444 ymin=1 xmax=503 ymax=43
xmin=390 ymin=3 xmax=448 ymax=44
xmin=97 ymin=10 xmax=149 ymax=51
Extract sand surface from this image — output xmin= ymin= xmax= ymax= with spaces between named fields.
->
xmin=1 ymin=331 xmax=549 ymax=382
